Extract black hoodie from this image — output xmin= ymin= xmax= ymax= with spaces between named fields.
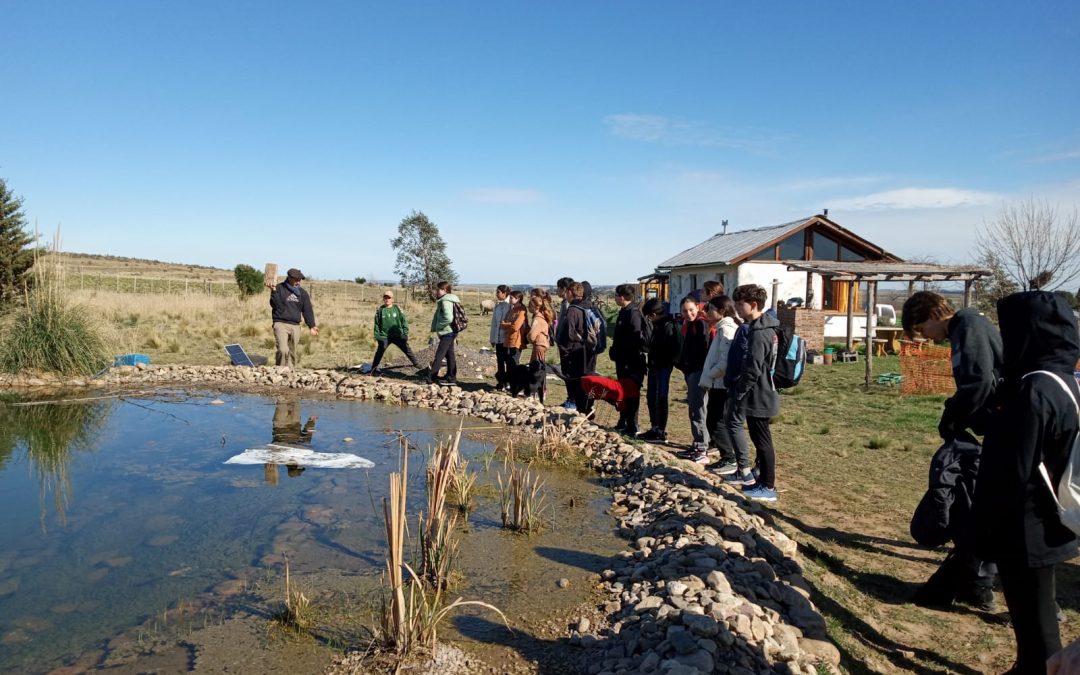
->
xmin=975 ymin=291 xmax=1080 ymax=567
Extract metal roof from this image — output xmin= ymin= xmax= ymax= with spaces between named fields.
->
xmin=785 ymin=261 xmax=990 ymax=282
xmin=657 ymin=217 xmax=812 ymax=269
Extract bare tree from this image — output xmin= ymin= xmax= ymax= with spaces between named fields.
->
xmin=975 ymin=197 xmax=1080 ymax=291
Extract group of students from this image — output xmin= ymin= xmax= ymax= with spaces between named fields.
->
xmin=551 ymin=277 xmax=785 ymax=503
xmin=903 ymin=289 xmax=1080 ymax=674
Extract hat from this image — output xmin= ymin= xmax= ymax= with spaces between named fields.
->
xmin=383 ymin=290 xmax=394 ymax=298
xmin=286 ymin=268 xmax=305 ymax=280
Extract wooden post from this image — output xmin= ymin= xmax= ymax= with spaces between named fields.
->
xmin=846 ymin=281 xmax=856 ymax=352
xmin=963 ymin=280 xmax=973 ymax=308
xmin=865 ymin=281 xmax=877 ymax=388
xmin=771 ymin=279 xmax=780 ymax=309
xmin=907 ymin=280 xmax=915 ymax=298
xmin=804 ymin=272 xmax=813 ymax=309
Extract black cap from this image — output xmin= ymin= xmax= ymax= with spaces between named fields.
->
xmin=287 ymin=268 xmax=305 ymax=280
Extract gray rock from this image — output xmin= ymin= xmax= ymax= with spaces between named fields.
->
xmin=666 ymin=626 xmax=698 ymax=655
xmin=682 ymin=613 xmax=719 ymax=638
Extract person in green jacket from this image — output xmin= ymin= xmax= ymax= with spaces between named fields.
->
xmin=370 ymin=290 xmax=423 ymax=376
xmin=428 ymin=281 xmax=462 ymax=385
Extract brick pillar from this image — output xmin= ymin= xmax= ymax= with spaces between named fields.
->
xmin=778 ymin=307 xmax=826 ymax=352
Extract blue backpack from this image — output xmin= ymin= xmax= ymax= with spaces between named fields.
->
xmin=571 ymin=305 xmax=608 ymax=353
xmin=772 ymin=326 xmax=806 ymax=389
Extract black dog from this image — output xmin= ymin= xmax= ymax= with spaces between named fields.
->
xmin=496 ymin=361 xmax=546 ymax=403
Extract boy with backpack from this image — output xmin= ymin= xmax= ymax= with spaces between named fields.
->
xmin=610 ymin=284 xmax=649 ymax=437
xmin=730 ymin=284 xmax=781 ymax=502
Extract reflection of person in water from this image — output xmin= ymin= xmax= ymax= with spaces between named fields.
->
xmin=266 ymin=399 xmax=318 ymax=481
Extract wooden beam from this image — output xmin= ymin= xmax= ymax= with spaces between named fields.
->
xmin=964 ymin=280 xmax=973 ymax=308
xmin=865 ymin=281 xmax=877 ymax=389
xmin=846 ymin=281 xmax=856 ymax=352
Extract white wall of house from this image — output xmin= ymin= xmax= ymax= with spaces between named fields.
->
xmin=666 ymin=262 xmax=826 ymax=311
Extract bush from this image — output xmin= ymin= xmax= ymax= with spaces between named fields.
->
xmin=0 ymin=249 xmax=111 ymax=376
xmin=355 ymin=277 xmax=367 ymax=285
xmin=234 ymin=264 xmax=265 ymax=297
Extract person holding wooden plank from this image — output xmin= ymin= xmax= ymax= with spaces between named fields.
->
xmin=268 ymin=268 xmax=318 ymax=368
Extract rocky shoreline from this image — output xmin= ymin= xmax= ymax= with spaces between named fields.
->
xmin=2 ymin=364 xmax=839 ymax=675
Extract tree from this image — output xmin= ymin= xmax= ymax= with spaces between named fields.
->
xmin=390 ymin=211 xmax=457 ymax=301
xmin=974 ymin=250 xmax=1019 ymax=315
xmin=0 ymin=177 xmax=35 ymax=305
xmin=974 ymin=197 xmax=1080 ymax=292
xmin=354 ymin=276 xmax=366 ymax=285
xmin=233 ymin=264 xmax=265 ymax=297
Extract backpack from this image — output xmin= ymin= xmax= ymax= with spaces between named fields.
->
xmin=1024 ymin=370 xmax=1080 ymax=536
xmin=450 ymin=300 xmax=468 ymax=333
xmin=570 ymin=304 xmax=606 ymax=353
xmin=771 ymin=326 xmax=806 ymax=389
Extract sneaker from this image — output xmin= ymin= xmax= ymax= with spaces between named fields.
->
xmin=723 ymin=470 xmax=756 ymax=486
xmin=639 ymin=429 xmax=662 ymax=441
xmin=744 ymin=485 xmax=778 ymax=502
xmin=613 ymin=419 xmax=627 ymax=432
xmin=414 ymin=366 xmax=430 ymax=378
xmin=690 ymin=450 xmax=710 ymax=465
xmin=439 ymin=379 xmax=458 ymax=387
xmin=712 ymin=462 xmax=739 ymax=476
xmin=371 ymin=368 xmax=384 ymax=376
xmin=560 ymin=400 xmax=577 ymax=410
xmin=957 ymin=586 xmax=997 ymax=612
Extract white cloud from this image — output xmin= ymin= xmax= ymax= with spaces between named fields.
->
xmin=604 ymin=114 xmax=790 ymax=152
xmin=829 ymin=187 xmax=1001 ymax=211
xmin=1028 ymin=148 xmax=1080 ymax=164
xmin=780 ymin=175 xmax=886 ymax=192
xmin=462 ymin=187 xmax=542 ymax=205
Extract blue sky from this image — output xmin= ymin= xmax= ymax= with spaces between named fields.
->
xmin=2 ymin=1 xmax=1078 ymax=284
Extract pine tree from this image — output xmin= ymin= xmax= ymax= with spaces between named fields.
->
xmin=390 ymin=211 xmax=458 ymax=301
xmin=0 ymin=178 xmax=35 ymax=305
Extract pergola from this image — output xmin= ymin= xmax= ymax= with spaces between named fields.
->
xmin=785 ymin=261 xmax=992 ymax=387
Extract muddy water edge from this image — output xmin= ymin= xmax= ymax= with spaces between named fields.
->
xmin=0 ymin=387 xmax=623 ymax=674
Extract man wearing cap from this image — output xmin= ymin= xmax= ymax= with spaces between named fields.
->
xmin=269 ymin=268 xmax=318 ymax=368
xmin=370 ymin=290 xmax=424 ymax=376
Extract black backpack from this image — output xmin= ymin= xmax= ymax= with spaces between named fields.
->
xmin=771 ymin=326 xmax=806 ymax=389
xmin=450 ymin=301 xmax=468 ymax=333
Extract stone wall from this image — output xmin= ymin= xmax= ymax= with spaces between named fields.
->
xmin=1 ymin=365 xmax=840 ymax=674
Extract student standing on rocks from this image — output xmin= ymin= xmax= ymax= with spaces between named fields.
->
xmin=268 ymin=268 xmax=318 ymax=368
xmin=640 ymin=298 xmax=681 ymax=443
xmin=975 ymin=291 xmax=1079 ymax=674
xmin=370 ymin=290 xmax=423 ymax=376
xmin=556 ymin=282 xmax=592 ymax=414
xmin=609 ymin=284 xmax=648 ymax=437
xmin=490 ymin=285 xmax=512 ymax=387
xmin=903 ymin=290 xmax=1002 ymax=610
xmin=428 ymin=281 xmax=461 ymax=386
xmin=699 ymin=295 xmax=740 ymax=475
xmin=555 ymin=277 xmax=576 ymax=409
xmin=731 ymin=284 xmax=781 ymax=502
xmin=499 ymin=290 xmax=529 ymax=369
xmin=676 ymin=295 xmax=711 ymax=463
xmin=527 ymin=289 xmax=554 ymax=365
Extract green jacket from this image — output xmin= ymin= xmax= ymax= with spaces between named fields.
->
xmin=431 ymin=293 xmax=461 ymax=337
xmin=374 ymin=305 xmax=409 ymax=340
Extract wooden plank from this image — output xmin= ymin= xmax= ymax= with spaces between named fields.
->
xmin=264 ymin=263 xmax=278 ymax=288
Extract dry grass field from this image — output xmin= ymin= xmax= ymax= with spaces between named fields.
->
xmin=30 ymin=254 xmax=1080 ymax=673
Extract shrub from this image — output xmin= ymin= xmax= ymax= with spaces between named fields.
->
xmin=0 ymin=247 xmax=111 ymax=376
xmin=354 ymin=277 xmax=366 ymax=285
xmin=233 ymin=264 xmax=265 ymax=297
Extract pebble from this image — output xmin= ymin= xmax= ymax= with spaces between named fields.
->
xmin=557 ymin=578 xmax=570 ymax=589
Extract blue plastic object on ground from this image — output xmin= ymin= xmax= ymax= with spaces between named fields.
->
xmin=113 ymin=354 xmax=150 ymax=367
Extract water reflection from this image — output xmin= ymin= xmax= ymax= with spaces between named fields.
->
xmin=0 ymin=397 xmax=110 ymax=530
xmin=267 ymin=397 xmax=318 ymax=482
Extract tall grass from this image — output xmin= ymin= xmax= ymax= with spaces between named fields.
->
xmin=420 ymin=429 xmax=459 ymax=589
xmin=497 ymin=462 xmax=547 ymax=533
xmin=0 ymin=240 xmax=111 ymax=375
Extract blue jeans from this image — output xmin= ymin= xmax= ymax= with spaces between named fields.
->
xmin=646 ymin=367 xmax=672 ymax=432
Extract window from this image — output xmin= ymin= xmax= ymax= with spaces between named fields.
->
xmin=689 ymin=274 xmax=698 ymax=292
xmin=778 ymin=233 xmax=805 ymax=260
xmin=750 ymin=247 xmax=776 ymax=261
xmin=813 ymin=232 xmax=838 ymax=261
xmin=840 ymin=245 xmax=864 ymax=262
xmin=822 ymin=279 xmax=835 ymax=309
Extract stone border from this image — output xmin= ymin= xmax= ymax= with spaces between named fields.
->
xmin=3 ymin=365 xmax=840 ymax=675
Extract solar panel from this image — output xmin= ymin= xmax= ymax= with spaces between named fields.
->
xmin=224 ymin=343 xmax=255 ymax=367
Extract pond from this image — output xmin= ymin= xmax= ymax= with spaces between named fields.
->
xmin=0 ymin=389 xmax=621 ymax=674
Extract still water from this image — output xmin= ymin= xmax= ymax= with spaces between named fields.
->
xmin=0 ymin=389 xmax=620 ymax=673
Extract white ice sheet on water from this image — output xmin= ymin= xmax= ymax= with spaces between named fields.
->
xmin=224 ymin=444 xmax=375 ymax=469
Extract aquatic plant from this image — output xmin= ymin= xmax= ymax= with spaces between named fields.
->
xmin=497 ymin=462 xmax=547 ymax=533
xmin=380 ymin=439 xmax=508 ymax=657
xmin=450 ymin=460 xmax=478 ymax=516
xmin=275 ymin=554 xmax=313 ymax=632
xmin=420 ymin=429 xmax=459 ymax=589
xmin=0 ymin=234 xmax=111 ymax=375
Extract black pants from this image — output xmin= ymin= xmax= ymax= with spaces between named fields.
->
xmin=371 ymin=336 xmax=420 ymax=370
xmin=999 ymin=562 xmax=1061 ymax=674
xmin=747 ymin=416 xmax=776 ymax=489
xmin=706 ymin=388 xmax=735 ymax=463
xmin=917 ymin=544 xmax=996 ymax=603
xmin=646 ymin=367 xmax=671 ymax=432
xmin=496 ymin=345 xmax=516 ymax=380
xmin=616 ymin=362 xmax=645 ymax=432
xmin=562 ymin=347 xmax=592 ymax=413
xmin=431 ymin=333 xmax=457 ymax=380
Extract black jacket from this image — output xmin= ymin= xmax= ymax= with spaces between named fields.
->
xmin=976 ymin=291 xmax=1080 ymax=567
xmin=911 ymin=431 xmax=983 ymax=549
xmin=735 ymin=312 xmax=781 ymax=418
xmin=647 ymin=314 xmax=681 ymax=371
xmin=270 ymin=283 xmax=316 ymax=327
xmin=942 ymin=308 xmax=1003 ymax=437
xmin=610 ymin=303 xmax=647 ymax=367
xmin=676 ymin=318 xmax=709 ymax=374
xmin=557 ymin=299 xmax=588 ymax=352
